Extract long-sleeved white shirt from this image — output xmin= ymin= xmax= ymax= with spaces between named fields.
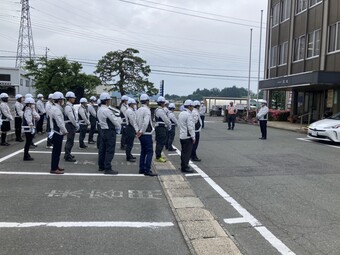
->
xmin=45 ymin=101 xmax=53 ymax=117
xmin=155 ymin=106 xmax=171 ymax=129
xmin=120 ymin=103 xmax=128 ymax=124
xmin=36 ymin=99 xmax=46 ymax=115
xmin=97 ymin=105 xmax=121 ymax=130
xmin=199 ymin=105 xmax=206 ymax=116
xmin=23 ymin=107 xmax=40 ymax=132
xmin=64 ymin=102 xmax=77 ymax=127
xmin=88 ymin=103 xmax=96 ymax=118
xmin=178 ymin=109 xmax=195 ymax=140
xmin=136 ymin=104 xmax=154 ymax=135
xmin=257 ymin=106 xmax=269 ymax=120
xmin=126 ymin=106 xmax=139 ymax=133
xmin=0 ymin=102 xmax=13 ymax=121
xmin=15 ymin=101 xmax=24 ymax=118
xmin=168 ymin=111 xmax=178 ymax=126
xmin=78 ymin=105 xmax=90 ymax=125
xmin=192 ymin=108 xmax=202 ymax=132
xmin=50 ymin=103 xmax=67 ymax=135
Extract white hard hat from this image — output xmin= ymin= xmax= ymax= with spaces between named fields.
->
xmin=100 ymin=92 xmax=111 ymax=100
xmin=52 ymin=91 xmax=65 ymax=100
xmin=65 ymin=91 xmax=76 ymax=98
xmin=37 ymin=93 xmax=44 ymax=98
xmin=128 ymin=98 xmax=136 ymax=105
xmin=261 ymin=100 xmax=267 ymax=104
xmin=97 ymin=99 xmax=101 ymax=105
xmin=0 ymin=93 xmax=9 ymax=98
xmin=24 ymin=97 xmax=35 ymax=104
xmin=165 ymin=100 xmax=169 ymax=105
xmin=15 ymin=94 xmax=23 ymax=100
xmin=169 ymin=103 xmax=176 ymax=109
xmin=184 ymin=99 xmax=193 ymax=106
xmin=121 ymin=95 xmax=129 ymax=101
xmin=157 ymin=96 xmax=165 ymax=103
xmin=25 ymin=93 xmax=33 ymax=98
xmin=80 ymin=98 xmax=88 ymax=103
xmin=193 ymin=100 xmax=200 ymax=106
xmin=48 ymin=93 xmax=53 ymax=99
xmin=140 ymin=94 xmax=149 ymax=101
xmin=89 ymin=96 xmax=96 ymax=101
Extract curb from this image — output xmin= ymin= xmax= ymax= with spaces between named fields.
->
xmin=153 ymin=158 xmax=242 ymax=255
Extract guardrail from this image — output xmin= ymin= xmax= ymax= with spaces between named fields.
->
xmin=298 ymin=112 xmax=311 ymax=128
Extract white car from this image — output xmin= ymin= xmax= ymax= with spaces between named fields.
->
xmin=307 ymin=112 xmax=340 ymax=143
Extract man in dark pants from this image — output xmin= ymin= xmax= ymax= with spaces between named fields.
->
xmin=14 ymin=94 xmax=24 ymax=142
xmin=88 ymin=96 xmax=97 ymax=144
xmin=199 ymin=101 xmax=206 ymax=129
xmin=166 ymin=103 xmax=178 ymax=151
xmin=78 ymin=98 xmax=90 ymax=149
xmin=64 ymin=91 xmax=78 ymax=162
xmin=256 ymin=101 xmax=269 ymax=140
xmin=136 ymin=94 xmax=157 ymax=177
xmin=154 ymin=96 xmax=171 ymax=163
xmin=45 ymin=94 xmax=54 ymax=149
xmin=227 ymin=102 xmax=237 ymax=130
xmin=97 ymin=92 xmax=121 ymax=174
xmin=36 ymin=94 xmax=46 ymax=134
xmin=178 ymin=99 xmax=195 ymax=173
xmin=119 ymin=95 xmax=129 ymax=150
xmin=125 ymin=98 xmax=138 ymax=162
xmin=191 ymin=100 xmax=202 ymax=162
xmin=50 ymin=92 xmax=68 ymax=174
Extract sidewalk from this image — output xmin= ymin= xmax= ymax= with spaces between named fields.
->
xmin=267 ymin=121 xmax=308 ymax=134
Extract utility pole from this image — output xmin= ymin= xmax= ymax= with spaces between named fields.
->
xmin=15 ymin=0 xmax=35 ymax=68
xmin=45 ymin=47 xmax=49 ymax=59
xmin=257 ymin=10 xmax=264 ymax=110
xmin=247 ymin=28 xmax=253 ymax=120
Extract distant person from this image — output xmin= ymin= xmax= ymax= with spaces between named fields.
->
xmin=227 ymin=102 xmax=237 ymax=130
xmin=14 ymin=94 xmax=24 ymax=142
xmin=119 ymin=95 xmax=129 ymax=150
xmin=0 ymin=93 xmax=13 ymax=146
xmin=45 ymin=94 xmax=54 ymax=149
xmin=64 ymin=91 xmax=78 ymax=162
xmin=199 ymin=101 xmax=206 ymax=128
xmin=88 ymin=96 xmax=97 ymax=144
xmin=36 ymin=94 xmax=46 ymax=134
xmin=256 ymin=100 xmax=269 ymax=140
xmin=166 ymin=103 xmax=178 ymax=151
xmin=191 ymin=100 xmax=202 ymax=162
xmin=78 ymin=98 xmax=90 ymax=149
xmin=125 ymin=98 xmax=139 ymax=162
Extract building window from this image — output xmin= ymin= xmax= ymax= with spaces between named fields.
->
xmin=281 ymin=0 xmax=291 ymax=22
xmin=296 ymin=0 xmax=307 ymax=14
xmin=270 ymin=46 xmax=278 ymax=67
xmin=307 ymin=30 xmax=320 ymax=58
xmin=328 ymin=22 xmax=340 ymax=53
xmin=25 ymin=80 xmax=29 ymax=87
xmin=20 ymin=79 xmax=23 ymax=86
xmin=309 ymin=0 xmax=322 ymax=7
xmin=272 ymin=3 xmax=280 ymax=27
xmin=294 ymin=35 xmax=306 ymax=61
xmin=279 ymin=42 xmax=288 ymax=65
xmin=0 ymin=74 xmax=10 ymax=81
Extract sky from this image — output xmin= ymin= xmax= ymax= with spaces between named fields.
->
xmin=0 ymin=0 xmax=268 ymax=96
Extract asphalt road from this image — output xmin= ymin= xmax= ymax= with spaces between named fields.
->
xmin=0 ymin=134 xmax=190 ymax=255
xmin=168 ymin=117 xmax=340 ymax=255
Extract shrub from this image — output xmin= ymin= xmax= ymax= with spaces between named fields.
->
xmin=268 ymin=109 xmax=290 ymax=121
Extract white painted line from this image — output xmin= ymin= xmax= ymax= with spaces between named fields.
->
xmin=167 ymin=153 xmax=178 ymax=156
xmin=28 ymin=151 xmax=139 ymax=156
xmin=296 ymin=138 xmax=312 ymax=142
xmin=185 ymin=173 xmax=201 ymax=177
xmin=0 ymin=221 xmax=174 ymax=228
xmin=224 ymin=217 xmax=249 ymax=224
xmin=172 ymin=145 xmax=296 ymax=255
xmin=297 ymin=138 xmax=340 ymax=149
xmin=0 ymin=138 xmax=47 ymax=163
xmin=63 ymin=140 xmax=140 ymax=145
xmin=0 ymin=171 xmax=144 ymax=177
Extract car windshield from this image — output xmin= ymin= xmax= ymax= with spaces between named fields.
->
xmin=328 ymin=112 xmax=340 ymax=120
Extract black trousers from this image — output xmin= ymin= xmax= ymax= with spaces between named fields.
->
xmin=98 ymin=129 xmax=116 ymax=171
xmin=51 ymin=133 xmax=63 ymax=171
xmin=46 ymin=116 xmax=52 ymax=146
xmin=24 ymin=132 xmax=33 ymax=158
xmin=36 ymin=114 xmax=45 ymax=133
xmin=15 ymin=116 xmax=22 ymax=140
xmin=125 ymin=125 xmax=135 ymax=160
xmin=79 ymin=125 xmax=88 ymax=147
xmin=200 ymin=115 xmax=205 ymax=128
xmin=155 ymin=126 xmax=167 ymax=158
xmin=228 ymin=114 xmax=236 ymax=129
xmin=89 ymin=115 xmax=96 ymax=142
xmin=120 ymin=124 xmax=126 ymax=148
xmin=64 ymin=123 xmax=76 ymax=160
xmin=260 ymin=120 xmax=267 ymax=139
xmin=191 ymin=132 xmax=200 ymax=159
xmin=167 ymin=125 xmax=176 ymax=150
xmin=180 ymin=138 xmax=193 ymax=171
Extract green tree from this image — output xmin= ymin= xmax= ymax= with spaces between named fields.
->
xmin=271 ymin=91 xmax=286 ymax=109
xmin=25 ymin=57 xmax=100 ymax=98
xmin=95 ymin=48 xmax=157 ymax=96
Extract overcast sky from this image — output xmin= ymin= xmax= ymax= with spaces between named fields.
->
xmin=0 ymin=0 xmax=268 ymax=96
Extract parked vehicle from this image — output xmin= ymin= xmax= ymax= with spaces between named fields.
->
xmin=307 ymin=112 xmax=340 ymax=143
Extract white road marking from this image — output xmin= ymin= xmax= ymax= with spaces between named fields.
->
xmin=185 ymin=173 xmax=201 ymax=177
xmin=0 ymin=221 xmax=174 ymax=228
xmin=172 ymin=146 xmax=296 ymax=255
xmin=296 ymin=138 xmax=313 ymax=142
xmin=224 ymin=217 xmax=249 ymax=224
xmin=27 ymin=151 xmax=139 ymax=156
xmin=167 ymin=153 xmax=179 ymax=156
xmin=297 ymin=138 xmax=340 ymax=149
xmin=0 ymin=171 xmax=144 ymax=177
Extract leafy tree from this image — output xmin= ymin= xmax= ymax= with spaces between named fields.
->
xmin=95 ymin=48 xmax=157 ymax=96
xmin=25 ymin=57 xmax=100 ymax=99
xmin=271 ymin=91 xmax=286 ymax=109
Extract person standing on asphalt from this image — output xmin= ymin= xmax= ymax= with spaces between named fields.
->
xmin=0 ymin=93 xmax=13 ymax=146
xmin=119 ymin=95 xmax=129 ymax=150
xmin=97 ymin=92 xmax=121 ymax=174
xmin=227 ymin=102 xmax=237 ymax=130
xmin=22 ymin=97 xmax=40 ymax=161
xmin=36 ymin=94 xmax=46 ymax=134
xmin=166 ymin=103 xmax=178 ymax=152
xmin=256 ymin=100 xmax=269 ymax=140
xmin=64 ymin=91 xmax=78 ymax=162
xmin=45 ymin=94 xmax=54 ymax=149
xmin=136 ymin=94 xmax=157 ymax=176
xmin=154 ymin=96 xmax=171 ymax=163
xmin=199 ymin=101 xmax=206 ymax=129
xmin=78 ymin=98 xmax=90 ymax=149
xmin=50 ymin=92 xmax=68 ymax=174
xmin=178 ymin=100 xmax=195 ymax=173
xmin=96 ymin=98 xmax=102 ymax=150
xmin=14 ymin=94 xmax=24 ymax=142
xmin=125 ymin=98 xmax=138 ymax=162
xmin=88 ymin=96 xmax=97 ymax=144
xmin=191 ymin=100 xmax=202 ymax=162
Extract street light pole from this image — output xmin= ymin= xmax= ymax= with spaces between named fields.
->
xmin=247 ymin=28 xmax=253 ymax=120
xmin=257 ymin=10 xmax=264 ymax=109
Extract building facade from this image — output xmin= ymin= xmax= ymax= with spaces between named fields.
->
xmin=0 ymin=67 xmax=35 ymax=96
xmin=260 ymin=0 xmax=340 ymax=122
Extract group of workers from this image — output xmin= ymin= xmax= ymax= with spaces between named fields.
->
xmin=0 ymin=91 xmax=207 ymax=175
